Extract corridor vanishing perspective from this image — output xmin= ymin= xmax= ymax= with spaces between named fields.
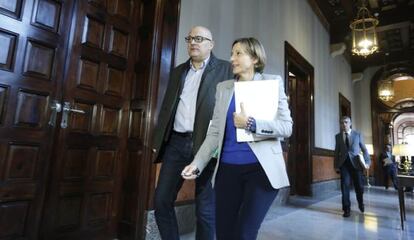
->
xmin=181 ymin=188 xmax=414 ymax=240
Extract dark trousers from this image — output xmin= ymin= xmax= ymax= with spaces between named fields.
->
xmin=215 ymin=162 xmax=278 ymax=240
xmin=383 ymin=164 xmax=398 ymax=190
xmin=340 ymin=157 xmax=364 ymax=211
xmin=154 ymin=133 xmax=215 ymax=240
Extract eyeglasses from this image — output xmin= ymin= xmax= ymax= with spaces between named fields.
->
xmin=184 ymin=35 xmax=212 ymax=43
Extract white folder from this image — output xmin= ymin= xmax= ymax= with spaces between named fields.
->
xmin=234 ymin=80 xmax=279 ymax=142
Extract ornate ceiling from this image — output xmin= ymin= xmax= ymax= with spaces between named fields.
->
xmin=311 ymin=0 xmax=414 ymax=72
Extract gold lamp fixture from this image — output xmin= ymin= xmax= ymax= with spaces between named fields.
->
xmin=378 ymin=66 xmax=394 ymax=101
xmin=378 ymin=78 xmax=394 ymax=101
xmin=350 ymin=1 xmax=379 ymax=57
xmin=393 ymin=143 xmax=414 ymax=173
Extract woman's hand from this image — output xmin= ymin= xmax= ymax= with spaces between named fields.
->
xmin=181 ymin=164 xmax=200 ymax=180
xmin=233 ymin=102 xmax=248 ymax=128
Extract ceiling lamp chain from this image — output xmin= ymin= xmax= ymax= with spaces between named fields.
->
xmin=350 ymin=0 xmax=379 ymax=57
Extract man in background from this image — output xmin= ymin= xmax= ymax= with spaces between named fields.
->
xmin=334 ymin=116 xmax=370 ymax=218
xmin=379 ymin=143 xmax=398 ymax=190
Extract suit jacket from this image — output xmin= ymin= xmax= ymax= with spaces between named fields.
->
xmin=152 ymin=54 xmax=233 ymax=163
xmin=191 ymin=73 xmax=293 ymax=189
xmin=334 ymin=130 xmax=370 ymax=171
xmin=379 ymin=151 xmax=396 ymax=168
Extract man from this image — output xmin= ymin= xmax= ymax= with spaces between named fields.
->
xmin=152 ymin=26 xmax=233 ymax=240
xmin=379 ymin=143 xmax=398 ymax=190
xmin=334 ymin=116 xmax=370 ymax=218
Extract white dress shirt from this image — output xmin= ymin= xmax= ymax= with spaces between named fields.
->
xmin=173 ymin=57 xmax=210 ymax=133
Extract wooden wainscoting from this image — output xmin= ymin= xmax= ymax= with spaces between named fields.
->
xmin=312 ymin=155 xmax=339 ymax=182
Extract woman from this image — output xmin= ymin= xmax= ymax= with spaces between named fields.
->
xmin=181 ymin=37 xmax=292 ymax=240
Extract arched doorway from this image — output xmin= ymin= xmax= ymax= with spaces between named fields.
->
xmin=370 ymin=62 xmax=414 ymax=186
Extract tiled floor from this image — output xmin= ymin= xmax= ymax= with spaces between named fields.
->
xmin=181 ymin=187 xmax=414 ymax=240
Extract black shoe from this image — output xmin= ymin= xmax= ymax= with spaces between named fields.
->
xmin=358 ymin=204 xmax=365 ymax=213
xmin=343 ymin=210 xmax=350 ymax=217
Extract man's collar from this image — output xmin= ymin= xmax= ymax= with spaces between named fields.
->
xmin=190 ymin=55 xmax=210 ymax=71
xmin=343 ymin=129 xmax=352 ymax=135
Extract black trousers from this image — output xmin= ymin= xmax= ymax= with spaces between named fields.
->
xmin=154 ymin=133 xmax=215 ymax=240
xmin=340 ymin=157 xmax=364 ymax=211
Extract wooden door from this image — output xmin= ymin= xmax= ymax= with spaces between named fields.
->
xmin=0 ymin=0 xmax=74 ymax=239
xmin=338 ymin=93 xmax=351 ymax=119
xmin=285 ymin=41 xmax=314 ymax=197
xmin=41 ymin=0 xmax=138 ymax=239
xmin=293 ymin=72 xmax=311 ymax=195
xmin=288 ymin=72 xmax=311 ymax=196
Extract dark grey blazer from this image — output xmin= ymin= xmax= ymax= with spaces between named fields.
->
xmin=152 ymin=54 xmax=233 ymax=163
xmin=334 ymin=130 xmax=370 ymax=171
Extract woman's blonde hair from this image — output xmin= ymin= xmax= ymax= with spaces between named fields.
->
xmin=232 ymin=37 xmax=266 ymax=73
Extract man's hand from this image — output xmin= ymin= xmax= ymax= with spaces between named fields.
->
xmin=181 ymin=164 xmax=200 ymax=180
xmin=233 ymin=102 xmax=248 ymax=128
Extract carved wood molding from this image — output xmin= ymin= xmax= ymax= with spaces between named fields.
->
xmin=306 ymin=0 xmax=329 ymax=31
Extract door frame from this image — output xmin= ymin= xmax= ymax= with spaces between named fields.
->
xmin=117 ymin=0 xmax=182 ymax=239
xmin=338 ymin=93 xmax=351 ymax=119
xmin=284 ymin=41 xmax=314 ymax=196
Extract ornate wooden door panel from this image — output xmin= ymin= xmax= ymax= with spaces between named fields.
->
xmin=288 ymin=73 xmax=312 ymax=196
xmin=0 ymin=0 xmax=73 ymax=239
xmin=41 ymin=0 xmax=138 ymax=239
xmin=294 ymin=74 xmax=311 ymax=195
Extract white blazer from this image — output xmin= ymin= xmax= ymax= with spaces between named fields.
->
xmin=191 ymin=73 xmax=293 ymax=189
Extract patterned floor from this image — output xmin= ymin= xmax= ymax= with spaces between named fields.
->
xmin=181 ymin=187 xmax=414 ymax=240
